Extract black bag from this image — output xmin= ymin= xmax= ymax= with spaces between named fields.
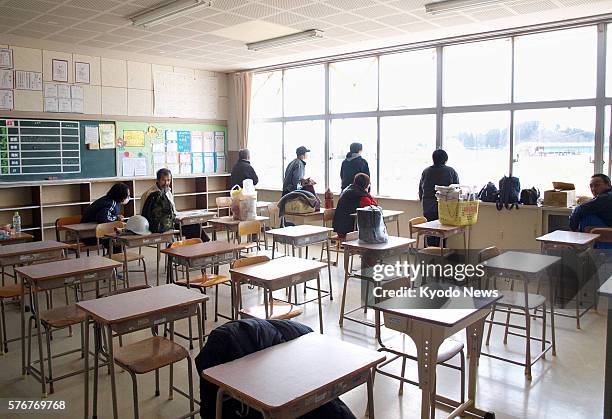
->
xmin=478 ymin=182 xmax=498 ymax=203
xmin=520 ymin=187 xmax=540 ymax=205
xmin=496 ymin=176 xmax=521 ymax=211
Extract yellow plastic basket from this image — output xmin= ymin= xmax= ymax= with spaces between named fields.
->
xmin=438 ymin=200 xmax=480 ymax=226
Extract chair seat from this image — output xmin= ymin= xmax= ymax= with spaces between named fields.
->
xmin=0 ymin=283 xmax=32 ymax=298
xmin=40 ymin=305 xmax=86 ymax=328
xmin=418 ymin=247 xmax=454 ymax=257
xmin=110 ymin=251 xmax=144 ymax=263
xmin=175 ymin=274 xmax=229 ymax=288
xmin=240 ymin=302 xmax=303 ymax=320
xmin=495 ymin=290 xmax=546 ymax=309
xmin=113 ymin=336 xmax=189 ymax=374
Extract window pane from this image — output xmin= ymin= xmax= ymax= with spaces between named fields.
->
xmin=329 ymin=58 xmax=378 ymax=113
xmin=380 ymin=115 xmax=436 ymax=199
xmin=606 ymin=106 xmax=611 ymax=177
xmin=284 ymin=65 xmax=324 ymax=117
xmin=443 ymin=39 xmax=511 ymax=106
xmin=607 ymin=25 xmax=612 ymax=97
xmin=514 ymin=107 xmax=595 ymax=196
xmin=443 ymin=111 xmax=510 ymax=191
xmin=251 ymin=71 xmax=282 ymax=118
xmin=514 ymin=27 xmax=597 ymax=102
xmin=249 ymin=122 xmax=282 ymax=190
xmin=283 ymin=121 xmax=325 ymax=194
xmin=380 ymin=49 xmax=436 ymax=110
xmin=329 ymin=118 xmax=378 ymax=194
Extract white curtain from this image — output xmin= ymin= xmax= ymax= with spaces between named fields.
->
xmin=233 ymin=72 xmax=252 ymax=150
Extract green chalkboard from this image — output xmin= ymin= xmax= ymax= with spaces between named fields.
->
xmin=0 ymin=117 xmax=116 ymax=181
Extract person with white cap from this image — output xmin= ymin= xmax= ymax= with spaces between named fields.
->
xmin=282 ymin=145 xmax=310 ymax=196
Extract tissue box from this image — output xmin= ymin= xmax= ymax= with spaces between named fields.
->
xmin=543 ymin=182 xmax=576 ymax=207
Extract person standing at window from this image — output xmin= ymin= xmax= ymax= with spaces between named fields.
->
xmin=230 ymin=148 xmax=258 ymax=188
xmin=282 ymin=146 xmax=309 ymax=196
xmin=340 ymin=142 xmax=370 ymax=191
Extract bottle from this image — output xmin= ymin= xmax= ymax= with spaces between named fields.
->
xmin=324 ymin=188 xmax=334 ymax=209
xmin=12 ymin=211 xmax=21 ymax=233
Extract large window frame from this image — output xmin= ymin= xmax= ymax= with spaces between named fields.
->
xmin=250 ymin=21 xmax=612 ymax=199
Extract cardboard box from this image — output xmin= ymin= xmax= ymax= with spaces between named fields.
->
xmin=543 ymin=182 xmax=576 ymax=207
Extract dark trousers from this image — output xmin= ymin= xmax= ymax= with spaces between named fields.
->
xmin=181 ymin=224 xmax=210 ymax=242
xmin=423 ymin=211 xmax=441 ymax=247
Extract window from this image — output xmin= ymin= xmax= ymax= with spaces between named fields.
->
xmin=607 ymin=25 xmax=612 ymax=97
xmin=513 ymin=107 xmax=595 ymax=196
xmin=514 ymin=27 xmax=597 ymax=102
xmin=251 ymin=71 xmax=282 ymax=118
xmin=283 ymin=121 xmax=325 ymax=193
xmin=329 ymin=118 xmax=378 ymax=194
xmin=329 ymin=57 xmax=378 ymax=113
xmin=606 ymin=106 xmax=611 ymax=177
xmin=283 ymin=65 xmax=324 ymax=117
xmin=249 ymin=122 xmax=282 ymax=190
xmin=379 ymin=115 xmax=436 ymax=199
xmin=443 ymin=39 xmax=511 ymax=106
xmin=443 ymin=111 xmax=510 ymax=191
xmin=380 ymin=49 xmax=436 ymax=110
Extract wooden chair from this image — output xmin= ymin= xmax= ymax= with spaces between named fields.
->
xmin=55 ymin=215 xmax=99 ymax=257
xmin=408 ymin=217 xmax=453 ymax=282
xmin=233 ymin=256 xmax=303 ymax=321
xmin=215 ymin=196 xmax=233 ymax=217
xmin=96 ymin=221 xmax=148 ymax=289
xmin=236 ymin=220 xmax=275 ymax=259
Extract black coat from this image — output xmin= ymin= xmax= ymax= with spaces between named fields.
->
xmin=82 ymin=196 xmax=120 ymax=224
xmin=229 ymin=159 xmax=258 ymax=188
xmin=570 ymin=187 xmax=612 ymax=231
xmin=333 ymin=185 xmax=368 ymax=236
xmin=195 ymin=319 xmax=356 ymax=419
xmin=419 ymin=164 xmax=459 ymax=216
xmin=340 ymin=155 xmax=370 ymax=191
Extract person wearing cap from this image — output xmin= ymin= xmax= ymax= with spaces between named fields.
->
xmin=282 ymin=145 xmax=310 ymax=196
xmin=230 ymin=148 xmax=258 ymax=188
xmin=340 ymin=142 xmax=370 ymax=191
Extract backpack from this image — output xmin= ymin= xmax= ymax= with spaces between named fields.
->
xmin=478 ymin=182 xmax=498 ymax=203
xmin=141 ymin=191 xmax=175 ymax=233
xmin=357 ymin=206 xmax=388 ymax=244
xmin=496 ymin=176 xmax=521 ymax=211
xmin=520 ymin=187 xmax=540 ymax=205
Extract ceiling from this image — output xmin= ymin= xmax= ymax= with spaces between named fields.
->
xmin=1 ymin=0 xmax=612 ymax=72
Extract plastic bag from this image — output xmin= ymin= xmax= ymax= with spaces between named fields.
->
xmin=230 ymin=185 xmax=242 ymax=220
xmin=357 ymin=206 xmax=388 ymax=244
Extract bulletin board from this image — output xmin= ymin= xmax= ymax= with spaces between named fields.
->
xmin=116 ymin=121 xmax=227 ymax=177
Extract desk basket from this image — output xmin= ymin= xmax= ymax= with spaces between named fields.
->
xmin=438 ymin=200 xmax=480 ymax=226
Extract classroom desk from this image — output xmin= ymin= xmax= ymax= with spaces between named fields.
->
xmin=202 ymin=332 xmax=386 ymax=419
xmin=373 ymin=287 xmax=500 ymax=419
xmin=482 ymin=251 xmax=561 ymax=379
xmin=107 ymin=230 xmax=176 ymax=286
xmin=15 ymin=256 xmax=121 ymax=396
xmin=351 ymin=209 xmax=404 ymax=236
xmin=78 ymin=284 xmax=207 ymax=419
xmin=208 ymin=215 xmax=269 ymax=243
xmin=537 ymin=230 xmax=600 ymax=329
xmin=0 ymin=240 xmax=69 ymax=285
xmin=0 ymin=232 xmax=33 ymax=245
xmin=285 ymin=208 xmax=326 ymax=225
xmin=411 ymin=220 xmax=468 ymax=256
xmin=230 ymin=256 xmax=327 ymax=333
xmin=63 ymin=223 xmax=98 ymax=257
xmin=339 ymin=236 xmax=416 ymax=331
xmin=175 ymin=209 xmax=216 ymax=232
xmin=598 ymin=278 xmax=612 ymax=419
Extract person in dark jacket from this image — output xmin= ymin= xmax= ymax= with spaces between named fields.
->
xmin=570 ymin=173 xmax=612 ymax=232
xmin=340 ymin=142 xmax=370 ymax=191
xmin=230 ymin=148 xmax=258 ymax=188
xmin=333 ymin=173 xmax=378 ymax=239
xmin=82 ymin=183 xmax=129 ymax=224
xmin=282 ymin=145 xmax=309 ymax=196
xmin=419 ymin=149 xmax=459 ymax=246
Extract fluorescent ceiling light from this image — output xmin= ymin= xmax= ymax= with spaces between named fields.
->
xmin=425 ymin=0 xmax=501 ymax=14
xmin=246 ymin=29 xmax=324 ymax=51
xmin=130 ymin=0 xmax=211 ymax=28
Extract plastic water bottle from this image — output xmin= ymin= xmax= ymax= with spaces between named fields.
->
xmin=12 ymin=211 xmax=21 ymax=233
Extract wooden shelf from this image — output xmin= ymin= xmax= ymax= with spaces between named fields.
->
xmin=0 ymin=205 xmax=40 ymax=212
xmin=42 ymin=201 xmax=91 ymax=208
xmin=174 ymin=192 xmax=208 ymax=197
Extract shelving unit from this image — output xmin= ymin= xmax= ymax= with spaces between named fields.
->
xmin=0 ymin=173 xmax=230 ymax=241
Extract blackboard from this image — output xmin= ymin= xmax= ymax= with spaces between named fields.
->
xmin=0 ymin=117 xmax=116 ymax=181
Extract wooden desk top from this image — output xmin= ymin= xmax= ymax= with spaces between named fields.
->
xmin=374 ymin=284 xmax=501 ymax=327
xmin=412 ymin=220 xmax=463 ymax=232
xmin=202 ymin=333 xmax=385 ymax=410
xmin=599 ymin=277 xmax=612 ymax=298
xmin=536 ymin=230 xmax=600 ymax=246
xmin=483 ymin=251 xmax=560 ymax=275
xmin=175 ymin=210 xmax=216 ymax=220
xmin=350 ymin=209 xmax=404 ymax=218
xmin=0 ymin=240 xmax=69 ymax=258
xmin=342 ymin=236 xmax=416 ymax=251
xmin=0 ymin=232 xmax=34 ymax=244
xmin=77 ymin=284 xmax=207 ymax=324
xmin=107 ymin=230 xmax=175 ymax=242
xmin=230 ymin=256 xmax=326 ymax=282
xmin=161 ymin=240 xmax=245 ymax=259
xmin=267 ymin=224 xmax=331 ymax=238
xmin=63 ymin=222 xmax=98 ymax=233
xmin=15 ymin=255 xmax=121 ymax=280
xmin=209 ymin=216 xmax=269 ymax=226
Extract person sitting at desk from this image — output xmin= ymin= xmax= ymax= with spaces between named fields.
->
xmin=230 ymin=148 xmax=258 ymax=188
xmin=82 ymin=183 xmax=129 ymax=253
xmin=141 ymin=168 xmax=210 ymax=241
xmin=569 ymin=173 xmax=612 ymax=232
xmin=332 ymin=173 xmax=377 ymax=239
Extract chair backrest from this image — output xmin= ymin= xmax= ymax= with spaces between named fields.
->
xmin=323 ymin=208 xmax=335 ymax=225
xmin=55 ymin=215 xmax=82 ymax=241
xmin=232 ymin=255 xmax=270 ymax=268
xmin=96 ymin=221 xmax=125 ymax=239
xmin=478 ymin=246 xmax=501 ymax=263
xmin=408 ymin=216 xmax=427 ymax=239
xmin=170 ymin=238 xmax=203 ymax=248
xmin=238 ymin=220 xmax=261 ymax=239
xmin=590 ymin=227 xmax=612 ymax=244
xmin=267 ymin=202 xmax=279 ymax=227
xmin=345 ymin=231 xmax=359 ymax=241
xmin=216 ymin=196 xmax=233 ymax=216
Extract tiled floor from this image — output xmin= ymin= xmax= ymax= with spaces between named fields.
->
xmin=0 ymin=244 xmax=607 ymax=419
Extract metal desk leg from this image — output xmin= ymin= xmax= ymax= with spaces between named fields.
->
xmin=263 ymin=287 xmax=269 ymax=319
xmin=20 ymin=275 xmax=25 ymax=375
xmin=326 ymin=237 xmax=333 ymax=300
xmin=396 ymin=219 xmax=400 ymax=237
xmin=413 ymin=325 xmax=442 ymax=419
xmin=106 ymin=324 xmax=118 ymax=419
xmin=215 ymin=388 xmax=225 ymax=419
xmin=524 ymin=277 xmax=532 ymax=380
xmin=84 ymin=314 xmax=90 ymax=419
xmin=466 ymin=317 xmax=486 ymax=411
xmin=549 ymin=274 xmax=557 ymax=356
xmin=156 ymin=243 xmax=161 ymax=286
xmin=339 ymin=247 xmax=350 ymax=327
xmin=317 ymin=273 xmax=323 ymax=334
xmin=367 ymin=368 xmax=375 ymax=419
